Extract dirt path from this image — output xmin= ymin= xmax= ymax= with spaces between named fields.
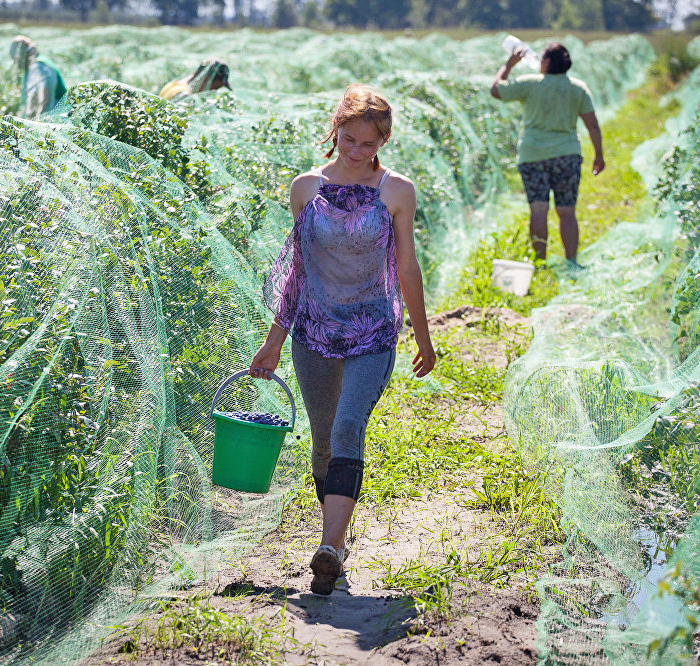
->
xmin=88 ymin=307 xmax=539 ymax=666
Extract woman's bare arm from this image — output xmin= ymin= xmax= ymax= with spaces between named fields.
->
xmin=490 ymin=49 xmax=524 ymax=99
xmin=580 ymin=111 xmax=605 ymax=175
xmin=385 ymin=176 xmax=435 ymax=377
xmin=248 ymin=173 xmax=317 ymax=379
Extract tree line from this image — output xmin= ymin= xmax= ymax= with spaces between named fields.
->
xmin=274 ymin=0 xmax=658 ymax=31
xmin=46 ymin=0 xmax=662 ymax=31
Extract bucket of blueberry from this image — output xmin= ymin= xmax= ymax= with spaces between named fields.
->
xmin=210 ymin=370 xmax=296 ymax=493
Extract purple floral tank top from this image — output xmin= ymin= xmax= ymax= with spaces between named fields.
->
xmin=263 ymin=171 xmax=403 ymax=358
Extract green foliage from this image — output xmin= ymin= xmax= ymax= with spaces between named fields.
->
xmin=621 ymin=54 xmax=700 ymax=666
xmin=651 ymin=105 xmax=700 ymax=356
xmin=0 ymin=173 xmax=142 ymax=626
xmin=504 ymin=0 xmax=543 ymax=29
xmin=321 ymin=0 xmax=654 ymax=30
xmin=602 ymin=0 xmax=655 ymax=32
xmin=619 ymin=390 xmax=700 ymax=543
xmin=150 ymin=0 xmax=200 ymax=25
xmin=554 ymin=0 xmax=604 ymax=30
xmin=647 ymin=561 xmax=700 ymax=661
xmin=0 ymin=116 xmax=250 ymax=658
xmin=59 ymin=0 xmax=124 ymax=22
xmin=65 ymin=83 xmax=221 ymax=202
xmin=324 ymin=0 xmax=412 ymax=28
xmin=648 ymin=36 xmax=700 ymax=83
xmin=300 ymin=0 xmax=322 ymax=27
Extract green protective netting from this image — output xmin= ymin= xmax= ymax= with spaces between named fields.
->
xmin=0 ymin=28 xmax=654 ymax=664
xmin=503 ymin=60 xmax=700 ymax=663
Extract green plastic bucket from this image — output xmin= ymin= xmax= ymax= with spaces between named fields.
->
xmin=210 ymin=370 xmax=296 ymax=493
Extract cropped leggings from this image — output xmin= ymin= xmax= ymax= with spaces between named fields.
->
xmin=292 ymin=339 xmax=396 ymax=503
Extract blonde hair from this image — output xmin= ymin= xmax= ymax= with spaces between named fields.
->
xmin=322 ymin=84 xmax=392 ymax=171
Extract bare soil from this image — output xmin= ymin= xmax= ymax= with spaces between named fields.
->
xmin=87 ymin=307 xmax=536 ymax=666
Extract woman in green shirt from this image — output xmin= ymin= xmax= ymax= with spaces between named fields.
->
xmin=490 ymin=42 xmax=605 ymax=266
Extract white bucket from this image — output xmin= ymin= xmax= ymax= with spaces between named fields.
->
xmin=491 ymin=259 xmax=534 ymax=296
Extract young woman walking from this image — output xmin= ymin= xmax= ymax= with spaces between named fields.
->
xmin=249 ymin=83 xmax=435 ymax=595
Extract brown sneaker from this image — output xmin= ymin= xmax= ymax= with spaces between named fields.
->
xmin=310 ymin=545 xmax=343 ymax=596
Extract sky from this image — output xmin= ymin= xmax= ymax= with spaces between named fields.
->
xmin=655 ymin=0 xmax=700 ymax=27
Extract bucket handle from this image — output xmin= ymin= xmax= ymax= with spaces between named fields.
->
xmin=210 ymin=370 xmax=296 ymax=430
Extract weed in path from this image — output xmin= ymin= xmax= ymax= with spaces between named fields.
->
xmin=109 ymin=591 xmax=299 ymax=664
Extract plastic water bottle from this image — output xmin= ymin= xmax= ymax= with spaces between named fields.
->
xmin=502 ymin=34 xmax=540 ymax=70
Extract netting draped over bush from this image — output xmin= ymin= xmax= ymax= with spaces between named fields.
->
xmin=0 ymin=28 xmax=654 ymax=664
xmin=504 ymin=59 xmax=700 ymax=663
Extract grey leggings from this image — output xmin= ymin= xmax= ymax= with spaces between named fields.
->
xmin=292 ymin=339 xmax=396 ymax=484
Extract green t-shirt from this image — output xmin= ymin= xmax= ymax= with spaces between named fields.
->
xmin=498 ymin=73 xmax=595 ymax=164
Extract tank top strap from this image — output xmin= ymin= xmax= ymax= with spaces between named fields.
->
xmin=378 ymin=168 xmax=391 ymax=189
xmin=317 ymin=170 xmax=324 ymax=187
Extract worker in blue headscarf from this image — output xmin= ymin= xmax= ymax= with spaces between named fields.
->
xmin=10 ymin=35 xmax=67 ymax=119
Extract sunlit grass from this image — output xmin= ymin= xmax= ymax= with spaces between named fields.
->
xmin=110 ymin=591 xmax=299 ymax=663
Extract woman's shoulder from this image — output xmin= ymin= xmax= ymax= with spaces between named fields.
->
xmin=290 ymin=169 xmax=322 ymax=206
xmin=382 ymin=169 xmax=415 ymax=198
xmin=568 ymin=76 xmax=593 ymax=94
xmin=382 ymin=168 xmax=413 ymax=189
xmin=291 ymin=169 xmax=322 ymax=189
xmin=380 ymin=168 xmax=416 ymax=217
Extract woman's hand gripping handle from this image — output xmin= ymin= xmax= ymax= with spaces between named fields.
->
xmin=249 ymin=320 xmax=288 ymax=380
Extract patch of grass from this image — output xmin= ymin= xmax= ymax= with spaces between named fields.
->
xmin=371 ymin=555 xmax=458 ymax=619
xmin=434 ymin=315 xmax=532 ymax=368
xmin=438 ymin=222 xmax=558 ymax=317
xmin=110 ymin=592 xmax=296 ymax=664
xmin=466 ymin=452 xmax=563 ymax=549
xmin=369 ymin=464 xmax=564 ymax=614
xmin=362 ymin=402 xmax=481 ymax=506
xmin=434 ymin=341 xmax=506 ymax=404
xmin=360 ymin=328 xmax=564 ymax=610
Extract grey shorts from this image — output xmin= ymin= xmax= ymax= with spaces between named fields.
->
xmin=292 ymin=339 xmax=396 ymax=479
xmin=518 ymin=154 xmax=583 ymax=207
